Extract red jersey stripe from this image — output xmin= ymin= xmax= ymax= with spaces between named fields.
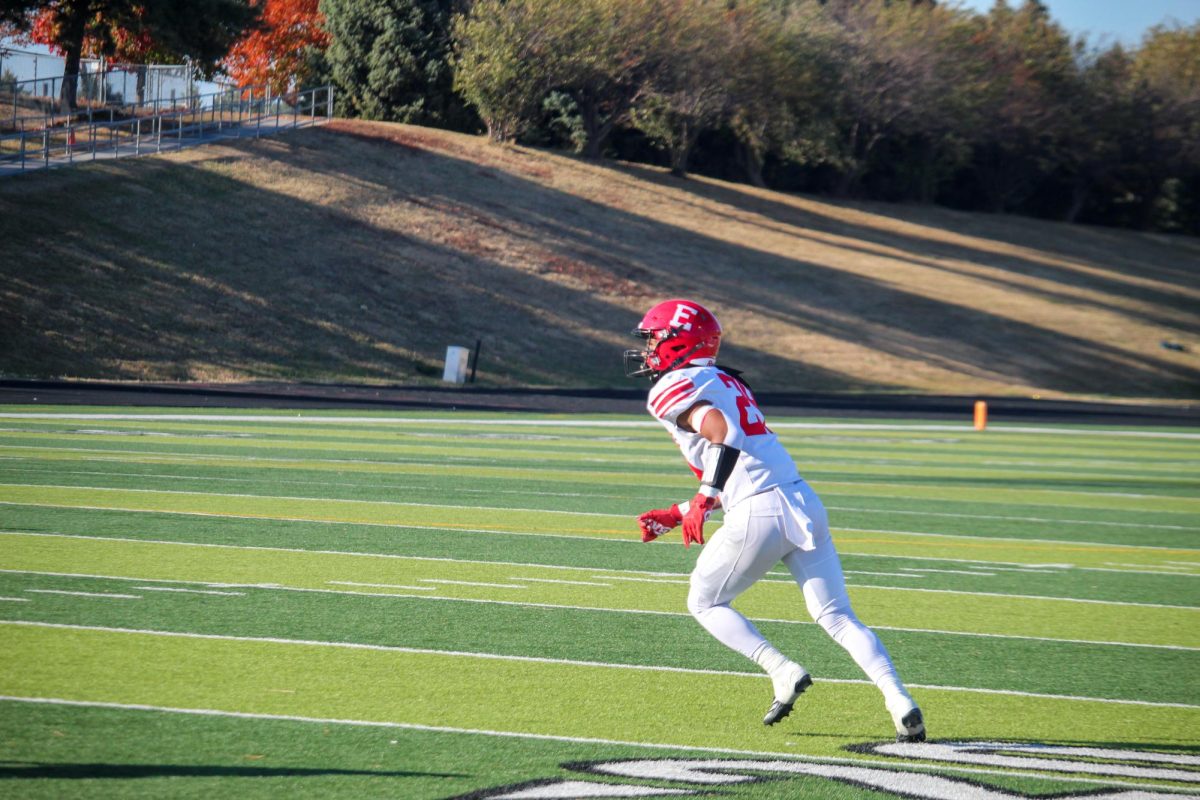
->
xmin=651 ymin=381 xmax=696 ymax=418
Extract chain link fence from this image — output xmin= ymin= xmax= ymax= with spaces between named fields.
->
xmin=0 ymin=84 xmax=334 ymax=174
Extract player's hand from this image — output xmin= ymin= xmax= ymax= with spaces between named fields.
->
xmin=637 ymin=504 xmax=683 ymax=543
xmin=681 ymin=494 xmax=717 ymax=548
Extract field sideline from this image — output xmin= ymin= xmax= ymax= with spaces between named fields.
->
xmin=0 ymin=406 xmax=1197 ymax=799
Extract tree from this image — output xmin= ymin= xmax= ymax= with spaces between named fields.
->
xmin=321 ymin=0 xmax=468 ymax=126
xmin=815 ymin=0 xmax=973 ymax=197
xmin=965 ymin=0 xmax=1082 ymax=212
xmin=6 ymin=0 xmax=258 ymax=110
xmin=631 ymin=0 xmax=739 ymax=176
xmin=224 ymin=0 xmax=329 ymax=95
xmin=452 ymin=0 xmax=666 ymax=153
xmin=450 ymin=0 xmax=550 ymax=141
xmin=724 ymin=0 xmax=837 ymax=188
xmin=1125 ymin=22 xmax=1200 ymax=230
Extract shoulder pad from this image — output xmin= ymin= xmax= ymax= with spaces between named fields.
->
xmin=647 ymin=367 xmax=708 ymax=423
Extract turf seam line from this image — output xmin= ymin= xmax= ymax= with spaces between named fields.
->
xmin=4 ymin=620 xmax=1196 ymax=707
xmin=5 ymin=531 xmax=1196 ymax=610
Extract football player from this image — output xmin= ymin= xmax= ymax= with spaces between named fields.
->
xmin=627 ymin=298 xmax=925 ymax=741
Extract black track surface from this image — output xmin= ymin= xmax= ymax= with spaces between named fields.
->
xmin=1 ymin=379 xmax=1196 ymax=426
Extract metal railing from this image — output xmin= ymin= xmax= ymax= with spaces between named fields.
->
xmin=0 ymin=84 xmax=334 ymax=174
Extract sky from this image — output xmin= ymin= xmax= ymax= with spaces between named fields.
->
xmin=954 ymin=0 xmax=1200 ymax=45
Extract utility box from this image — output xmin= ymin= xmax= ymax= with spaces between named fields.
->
xmin=443 ymin=345 xmax=470 ymax=385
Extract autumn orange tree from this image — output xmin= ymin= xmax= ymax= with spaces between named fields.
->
xmin=224 ymin=0 xmax=329 ymax=95
xmin=3 ymin=0 xmax=257 ymax=109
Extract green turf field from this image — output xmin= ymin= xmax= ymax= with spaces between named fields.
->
xmin=0 ymin=407 xmax=1197 ymax=799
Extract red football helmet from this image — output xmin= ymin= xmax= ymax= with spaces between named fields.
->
xmin=625 ymin=299 xmax=722 ymax=378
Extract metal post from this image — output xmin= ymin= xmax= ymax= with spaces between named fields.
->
xmin=91 ymin=123 xmax=96 ymax=161
xmin=327 ymin=85 xmax=333 ymax=118
xmin=156 ymin=114 xmax=161 ymax=153
xmin=177 ymin=110 xmax=183 ymax=147
xmin=135 ymin=117 xmax=140 ymax=156
xmin=310 ymin=90 xmax=316 ymax=125
xmin=19 ymin=130 xmax=25 ymax=170
xmin=292 ymin=94 xmax=298 ymax=129
xmin=42 ymin=129 xmax=48 ymax=166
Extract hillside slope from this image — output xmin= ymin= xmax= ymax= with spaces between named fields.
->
xmin=2 ymin=120 xmax=1197 ymax=399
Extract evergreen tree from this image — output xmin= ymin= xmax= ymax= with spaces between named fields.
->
xmin=320 ymin=0 xmax=469 ymax=126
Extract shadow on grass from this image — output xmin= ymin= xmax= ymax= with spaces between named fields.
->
xmin=2 ymin=122 xmax=1196 ymax=397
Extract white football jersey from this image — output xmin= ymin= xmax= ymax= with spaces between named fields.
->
xmin=646 ymin=364 xmax=801 ymax=510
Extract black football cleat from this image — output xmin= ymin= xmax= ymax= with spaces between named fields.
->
xmin=762 ymin=671 xmax=813 ymax=726
xmin=894 ymin=707 xmax=926 ymax=743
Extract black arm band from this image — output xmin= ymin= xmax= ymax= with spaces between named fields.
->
xmin=701 ymin=444 xmax=741 ymax=493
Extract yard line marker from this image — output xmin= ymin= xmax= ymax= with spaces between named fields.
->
xmin=0 ymin=466 xmax=609 ymax=500
xmin=11 ymin=463 xmax=1199 ymax=529
xmin=419 ymin=579 xmax=527 ymax=590
xmin=2 ymin=697 xmax=1193 ymax=794
xmin=3 ymin=412 xmax=1199 ymax=440
xmin=1 ymin=570 xmax=1191 ymax=652
xmin=6 ymin=490 xmax=1196 ymax=555
xmin=594 ymin=575 xmax=691 ymax=585
xmin=0 ymin=596 xmax=30 ymax=602
xmin=131 ymin=586 xmax=245 ymax=596
xmin=3 ymin=531 xmax=1196 ymax=610
xmin=2 ymin=621 xmax=1195 ymax=709
xmin=5 ymin=446 xmax=1198 ymax=505
xmin=327 ymin=581 xmax=436 ymax=591
xmin=825 ymin=505 xmax=1200 ymax=532
xmin=843 ymin=571 xmax=924 ymax=579
xmin=509 ymin=577 xmax=613 ymax=587
xmin=24 ymin=589 xmax=141 ymax=599
xmin=897 ymin=568 xmax=996 ymax=576
xmin=0 ymin=483 xmax=625 ymax=519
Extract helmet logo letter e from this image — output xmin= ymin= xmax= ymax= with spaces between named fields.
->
xmin=669 ymin=304 xmax=699 ymax=331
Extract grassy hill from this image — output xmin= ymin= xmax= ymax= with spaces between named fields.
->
xmin=2 ymin=120 xmax=1197 ymax=400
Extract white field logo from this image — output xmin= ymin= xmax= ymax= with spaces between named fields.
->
xmin=669 ymin=304 xmax=699 ymax=331
xmin=459 ymin=740 xmax=1200 ymax=799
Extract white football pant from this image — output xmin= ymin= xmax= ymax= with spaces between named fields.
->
xmin=687 ymin=481 xmax=914 ymax=710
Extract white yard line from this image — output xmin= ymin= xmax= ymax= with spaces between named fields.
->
xmin=419 ymin=579 xmax=528 ymax=590
xmin=1 ymin=696 xmax=1192 ymax=794
xmin=4 ymin=487 xmax=1197 ymax=555
xmin=4 ymin=443 xmax=1198 ymax=509
xmin=0 ymin=596 xmax=30 ymax=602
xmin=24 ymin=589 xmax=141 ymax=599
xmin=0 ymin=565 xmax=1193 ymax=652
xmin=131 ymin=586 xmax=245 ymax=596
xmin=2 ymin=412 xmax=1199 ymax=440
xmin=2 ymin=531 xmax=1195 ymax=610
xmin=510 ymin=577 xmax=613 ymax=587
xmin=2 ymin=621 xmax=1195 ymax=710
xmin=327 ymin=581 xmax=436 ymax=591
xmin=6 ymin=464 xmax=1197 ymax=529
xmin=825 ymin=505 xmax=1200 ymax=532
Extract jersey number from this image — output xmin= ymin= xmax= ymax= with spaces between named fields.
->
xmin=719 ymin=374 xmax=768 ymax=436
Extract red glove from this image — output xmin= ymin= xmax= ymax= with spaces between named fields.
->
xmin=681 ymin=493 xmax=717 ymax=548
xmin=637 ymin=504 xmax=683 ymax=542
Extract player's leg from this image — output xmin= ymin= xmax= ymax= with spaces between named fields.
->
xmin=687 ymin=492 xmax=810 ymax=725
xmin=781 ymin=483 xmax=925 ymax=742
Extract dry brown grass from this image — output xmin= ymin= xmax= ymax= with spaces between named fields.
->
xmin=2 ymin=119 xmax=1197 ymax=399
